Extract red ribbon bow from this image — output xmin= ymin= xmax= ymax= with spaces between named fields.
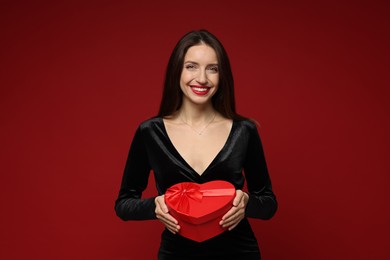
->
xmin=166 ymin=183 xmax=203 ymax=213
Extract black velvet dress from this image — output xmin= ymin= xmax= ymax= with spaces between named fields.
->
xmin=115 ymin=117 xmax=277 ymax=260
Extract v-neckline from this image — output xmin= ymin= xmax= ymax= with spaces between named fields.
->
xmin=160 ymin=117 xmax=235 ymax=176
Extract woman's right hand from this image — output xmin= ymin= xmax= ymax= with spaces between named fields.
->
xmin=155 ymin=195 xmax=180 ymax=234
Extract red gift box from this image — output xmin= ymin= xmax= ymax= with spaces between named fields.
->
xmin=165 ymin=180 xmax=236 ymax=242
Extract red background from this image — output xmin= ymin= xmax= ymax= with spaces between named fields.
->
xmin=1 ymin=1 xmax=389 ymax=259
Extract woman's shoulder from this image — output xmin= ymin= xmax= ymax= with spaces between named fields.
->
xmin=234 ymin=118 xmax=263 ymax=142
xmin=234 ymin=117 xmax=259 ymax=130
xmin=137 ymin=116 xmax=163 ymax=131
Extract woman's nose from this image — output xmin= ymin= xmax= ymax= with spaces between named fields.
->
xmin=196 ymin=70 xmax=208 ymax=85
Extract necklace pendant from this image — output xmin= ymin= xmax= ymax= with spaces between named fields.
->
xmin=180 ymin=112 xmax=216 ymax=136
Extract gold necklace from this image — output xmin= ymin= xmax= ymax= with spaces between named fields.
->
xmin=180 ymin=113 xmax=216 ymax=135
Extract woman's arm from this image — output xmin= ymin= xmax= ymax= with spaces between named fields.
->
xmin=114 ymin=125 xmax=157 ymax=220
xmin=244 ymin=122 xmax=278 ymax=220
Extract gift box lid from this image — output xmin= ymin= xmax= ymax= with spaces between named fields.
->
xmin=165 ymin=181 xmax=236 ymax=225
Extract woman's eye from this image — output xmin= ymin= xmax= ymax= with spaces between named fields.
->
xmin=208 ymin=66 xmax=219 ymax=73
xmin=185 ymin=64 xmax=197 ymax=70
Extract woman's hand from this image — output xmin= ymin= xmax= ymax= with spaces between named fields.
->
xmin=155 ymin=195 xmax=180 ymax=234
xmin=220 ymin=190 xmax=249 ymax=230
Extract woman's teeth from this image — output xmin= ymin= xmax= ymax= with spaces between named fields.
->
xmin=192 ymin=87 xmax=208 ymax=92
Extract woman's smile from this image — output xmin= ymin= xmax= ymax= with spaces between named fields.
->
xmin=190 ymin=85 xmax=211 ymax=95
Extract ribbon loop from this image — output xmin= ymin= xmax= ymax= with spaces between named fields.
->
xmin=165 ymin=183 xmax=203 ymax=213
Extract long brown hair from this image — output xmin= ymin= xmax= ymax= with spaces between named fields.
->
xmin=157 ymin=30 xmax=246 ymax=120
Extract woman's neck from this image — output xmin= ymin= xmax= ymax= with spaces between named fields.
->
xmin=177 ymin=100 xmax=216 ymax=125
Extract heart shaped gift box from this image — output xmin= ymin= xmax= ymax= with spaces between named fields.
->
xmin=165 ymin=180 xmax=236 ymax=242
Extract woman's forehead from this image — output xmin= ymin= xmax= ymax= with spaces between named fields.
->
xmin=184 ymin=44 xmax=218 ymax=63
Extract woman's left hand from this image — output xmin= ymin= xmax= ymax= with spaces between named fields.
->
xmin=220 ymin=190 xmax=249 ymax=230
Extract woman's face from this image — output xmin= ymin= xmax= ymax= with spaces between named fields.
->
xmin=179 ymin=44 xmax=219 ymax=106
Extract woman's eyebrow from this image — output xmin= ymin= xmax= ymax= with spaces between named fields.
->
xmin=184 ymin=60 xmax=218 ymax=65
xmin=184 ymin=60 xmax=198 ymax=64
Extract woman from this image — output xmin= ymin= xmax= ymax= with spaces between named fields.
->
xmin=115 ymin=30 xmax=277 ymax=260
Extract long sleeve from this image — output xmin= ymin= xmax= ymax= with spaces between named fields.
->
xmin=114 ymin=125 xmax=157 ymax=220
xmin=244 ymin=122 xmax=278 ymax=219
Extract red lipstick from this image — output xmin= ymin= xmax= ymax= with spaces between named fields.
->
xmin=190 ymin=85 xmax=211 ymax=96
